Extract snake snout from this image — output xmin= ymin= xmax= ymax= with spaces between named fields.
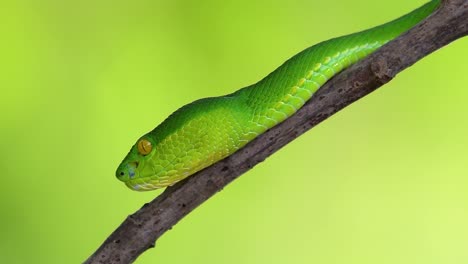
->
xmin=116 ymin=161 xmax=139 ymax=182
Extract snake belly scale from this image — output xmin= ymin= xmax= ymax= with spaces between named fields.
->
xmin=116 ymin=1 xmax=440 ymax=191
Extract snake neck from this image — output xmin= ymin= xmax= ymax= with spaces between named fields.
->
xmin=234 ymin=0 xmax=440 ymax=141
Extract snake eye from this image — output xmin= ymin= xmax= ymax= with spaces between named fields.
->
xmin=137 ymin=139 xmax=152 ymax=155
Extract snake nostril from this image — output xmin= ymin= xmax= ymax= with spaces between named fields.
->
xmin=120 ymin=171 xmax=125 ymax=176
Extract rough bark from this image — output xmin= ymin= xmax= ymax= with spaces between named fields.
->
xmin=85 ymin=1 xmax=467 ymax=263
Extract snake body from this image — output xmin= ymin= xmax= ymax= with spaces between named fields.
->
xmin=117 ymin=1 xmax=440 ymax=191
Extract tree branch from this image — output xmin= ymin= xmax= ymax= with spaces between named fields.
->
xmin=85 ymin=1 xmax=467 ymax=263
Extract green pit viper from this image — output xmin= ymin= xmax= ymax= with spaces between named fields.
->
xmin=116 ymin=0 xmax=440 ymax=191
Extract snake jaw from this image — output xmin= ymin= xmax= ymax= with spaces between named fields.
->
xmin=124 ymin=176 xmax=169 ymax=191
xmin=125 ymin=180 xmax=142 ymax=191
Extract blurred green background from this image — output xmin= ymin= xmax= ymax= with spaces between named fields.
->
xmin=1 ymin=0 xmax=467 ymax=263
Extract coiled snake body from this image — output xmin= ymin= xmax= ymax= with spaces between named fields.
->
xmin=117 ymin=1 xmax=440 ymax=191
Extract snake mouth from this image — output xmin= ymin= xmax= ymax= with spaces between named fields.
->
xmin=124 ymin=177 xmax=169 ymax=191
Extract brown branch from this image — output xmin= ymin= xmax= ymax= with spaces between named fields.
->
xmin=85 ymin=1 xmax=468 ymax=263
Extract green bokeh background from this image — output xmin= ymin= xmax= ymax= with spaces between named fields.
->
xmin=1 ymin=0 xmax=467 ymax=263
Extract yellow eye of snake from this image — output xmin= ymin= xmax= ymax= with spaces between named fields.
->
xmin=137 ymin=139 xmax=152 ymax=155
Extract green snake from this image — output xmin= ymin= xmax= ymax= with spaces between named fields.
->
xmin=116 ymin=0 xmax=440 ymax=191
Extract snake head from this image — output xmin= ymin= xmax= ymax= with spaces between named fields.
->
xmin=116 ymin=131 xmax=198 ymax=192
xmin=116 ymin=136 xmax=160 ymax=191
xmin=116 ymin=97 xmax=246 ymax=191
